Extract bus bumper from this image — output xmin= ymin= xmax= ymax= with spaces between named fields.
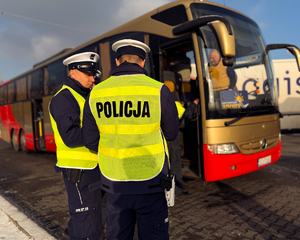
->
xmin=203 ymin=141 xmax=282 ymax=182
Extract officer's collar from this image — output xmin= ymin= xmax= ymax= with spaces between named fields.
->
xmin=65 ymin=77 xmax=91 ymax=96
xmin=111 ymin=61 xmax=148 ymax=76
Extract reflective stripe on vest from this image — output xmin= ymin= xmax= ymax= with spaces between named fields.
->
xmin=175 ymin=101 xmax=185 ymax=119
xmin=49 ymin=85 xmax=98 ymax=169
xmin=89 ymin=74 xmax=168 ymax=181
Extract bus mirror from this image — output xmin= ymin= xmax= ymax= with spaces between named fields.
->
xmin=173 ymin=15 xmax=233 ymax=36
xmin=209 ymin=21 xmax=235 ymax=63
xmin=262 ymin=44 xmax=300 ymax=71
xmin=287 ymin=46 xmax=300 ymax=71
xmin=173 ymin=15 xmax=235 ymax=66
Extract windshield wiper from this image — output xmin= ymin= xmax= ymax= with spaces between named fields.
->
xmin=224 ymin=112 xmax=250 ymax=126
xmin=224 ymin=108 xmax=280 ymax=127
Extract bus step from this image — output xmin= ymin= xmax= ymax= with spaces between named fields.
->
xmin=180 ymin=157 xmax=199 ymax=179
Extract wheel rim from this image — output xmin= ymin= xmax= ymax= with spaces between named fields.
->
xmin=20 ymin=131 xmax=27 ymax=152
xmin=12 ymin=131 xmax=19 ymax=151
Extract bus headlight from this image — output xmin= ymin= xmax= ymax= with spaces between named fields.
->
xmin=208 ymin=143 xmax=240 ymax=154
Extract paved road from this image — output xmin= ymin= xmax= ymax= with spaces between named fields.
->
xmin=0 ymin=134 xmax=300 ymax=239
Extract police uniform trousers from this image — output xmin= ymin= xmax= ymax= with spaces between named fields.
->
xmin=106 ymin=192 xmax=169 ymax=240
xmin=62 ymin=167 xmax=103 ymax=240
xmin=167 ymin=138 xmax=183 ymax=195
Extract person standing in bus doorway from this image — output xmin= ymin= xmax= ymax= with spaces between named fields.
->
xmin=168 ymin=98 xmax=199 ymax=196
xmin=49 ymin=52 xmax=103 ymax=240
xmin=82 ymin=39 xmax=179 ymax=240
xmin=209 ymin=49 xmax=237 ymax=91
xmin=164 ymin=52 xmax=200 ymax=196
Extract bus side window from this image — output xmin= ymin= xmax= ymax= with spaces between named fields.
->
xmin=100 ymin=42 xmax=111 ymax=81
xmin=27 ymin=75 xmax=31 ymax=99
xmin=16 ymin=77 xmax=27 ymax=101
xmin=0 ymin=85 xmax=8 ymax=105
xmin=28 ymin=70 xmax=44 ymax=99
xmin=47 ymin=60 xmax=64 ymax=95
xmin=7 ymin=82 xmax=16 ymax=104
xmin=44 ymin=67 xmax=49 ymax=95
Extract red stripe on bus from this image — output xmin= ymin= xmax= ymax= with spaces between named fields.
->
xmin=0 ymin=105 xmax=23 ymax=139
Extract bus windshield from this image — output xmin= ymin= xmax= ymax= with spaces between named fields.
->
xmin=191 ymin=4 xmax=278 ymax=120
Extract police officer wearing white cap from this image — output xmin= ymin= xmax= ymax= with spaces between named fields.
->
xmin=49 ymin=52 xmax=103 ymax=240
xmin=82 ymin=40 xmax=179 ymax=240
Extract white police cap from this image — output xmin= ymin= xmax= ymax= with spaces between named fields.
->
xmin=112 ymin=39 xmax=150 ymax=59
xmin=63 ymin=52 xmax=100 ymax=73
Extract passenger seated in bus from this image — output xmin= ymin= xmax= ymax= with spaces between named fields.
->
xmin=163 ymin=70 xmax=180 ymax=102
xmin=208 ymin=49 xmax=237 ymax=91
xmin=167 ymin=49 xmax=199 ymax=104
xmin=164 ymin=51 xmax=199 ymax=120
xmin=163 ymin=67 xmax=199 ymax=124
xmin=169 ymin=48 xmax=193 ymax=102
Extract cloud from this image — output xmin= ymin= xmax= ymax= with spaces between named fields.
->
xmin=0 ymin=22 xmax=32 ymax=59
xmin=115 ymin=0 xmax=170 ymax=23
xmin=31 ymin=35 xmax=64 ymax=61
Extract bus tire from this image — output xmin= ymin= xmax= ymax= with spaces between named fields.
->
xmin=11 ymin=130 xmax=20 ymax=152
xmin=20 ymin=130 xmax=27 ymax=152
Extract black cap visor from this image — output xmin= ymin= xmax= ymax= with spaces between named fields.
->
xmin=68 ymin=61 xmax=98 ymax=73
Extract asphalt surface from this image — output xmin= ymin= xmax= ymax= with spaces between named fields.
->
xmin=0 ymin=133 xmax=300 ymax=239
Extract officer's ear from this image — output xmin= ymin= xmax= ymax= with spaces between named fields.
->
xmin=115 ymin=58 xmax=121 ymax=66
xmin=69 ymin=69 xmax=76 ymax=78
xmin=140 ymin=59 xmax=146 ymax=68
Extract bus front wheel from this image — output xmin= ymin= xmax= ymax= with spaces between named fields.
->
xmin=20 ymin=130 xmax=27 ymax=152
xmin=11 ymin=130 xmax=20 ymax=152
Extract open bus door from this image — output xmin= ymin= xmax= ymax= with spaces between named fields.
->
xmin=159 ymin=15 xmax=236 ymax=179
xmin=32 ymin=99 xmax=46 ymax=151
xmin=160 ymin=38 xmax=202 ymax=179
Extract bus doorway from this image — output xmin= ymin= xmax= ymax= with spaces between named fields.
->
xmin=160 ymin=39 xmax=202 ymax=179
xmin=32 ymin=99 xmax=45 ymax=151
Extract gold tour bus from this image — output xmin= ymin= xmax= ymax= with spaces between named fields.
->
xmin=0 ymin=0 xmax=299 ymax=182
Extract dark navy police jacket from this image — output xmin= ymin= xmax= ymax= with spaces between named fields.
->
xmin=82 ymin=62 xmax=179 ymax=194
xmin=49 ymin=77 xmax=92 ymax=172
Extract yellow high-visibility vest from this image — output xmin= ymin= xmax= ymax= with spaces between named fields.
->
xmin=49 ymin=85 xmax=98 ymax=169
xmin=89 ymin=74 xmax=169 ymax=181
xmin=175 ymin=101 xmax=185 ymax=119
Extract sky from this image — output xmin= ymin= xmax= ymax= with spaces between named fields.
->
xmin=0 ymin=0 xmax=299 ymax=82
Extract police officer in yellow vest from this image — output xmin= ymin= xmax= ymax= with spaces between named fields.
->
xmin=171 ymin=98 xmax=199 ymax=196
xmin=82 ymin=39 xmax=179 ymax=240
xmin=49 ymin=52 xmax=103 ymax=240
xmin=208 ymin=49 xmax=237 ymax=91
